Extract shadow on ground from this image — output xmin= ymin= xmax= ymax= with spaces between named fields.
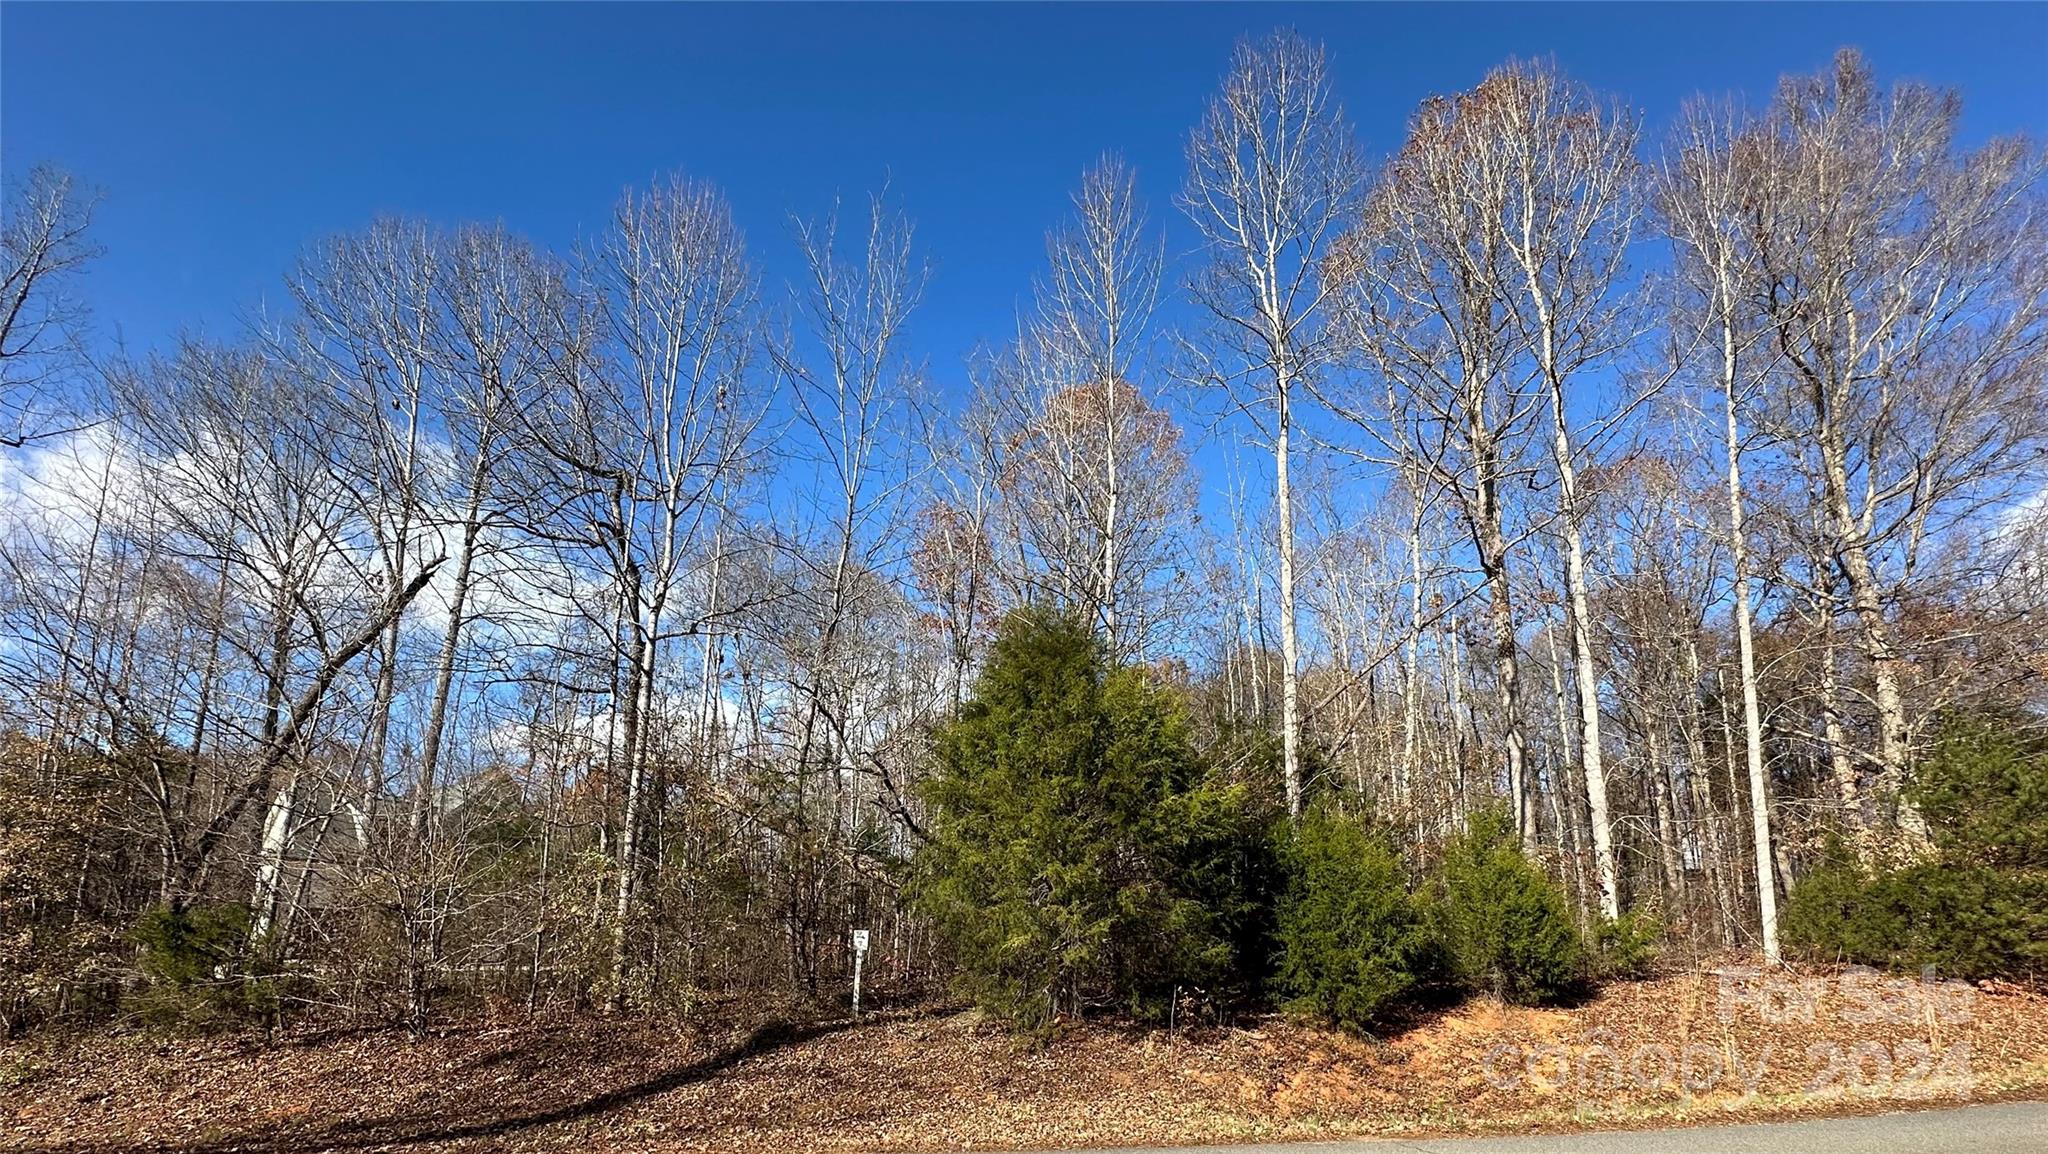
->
xmin=37 ymin=1017 xmax=855 ymax=1154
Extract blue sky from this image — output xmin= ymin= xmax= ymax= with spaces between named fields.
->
xmin=6 ymin=2 xmax=2046 ymax=442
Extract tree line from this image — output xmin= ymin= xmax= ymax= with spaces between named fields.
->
xmin=2 ymin=34 xmax=2043 ymax=1037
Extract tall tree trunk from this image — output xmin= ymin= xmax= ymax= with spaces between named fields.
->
xmin=249 ymin=775 xmax=297 ymax=943
xmin=414 ymin=465 xmax=489 ymax=847
xmin=1721 ymin=322 xmax=1781 ymax=962
xmin=1680 ymin=651 xmax=1736 ymax=948
xmin=1099 ymin=373 xmax=1122 ymax=659
xmin=1542 ymin=368 xmax=1617 ymax=920
xmin=1546 ymin=628 xmax=1591 ymax=920
xmin=1401 ymin=473 xmax=1425 ymax=829
xmin=1274 ymin=376 xmax=1302 ymax=819
xmin=1643 ymin=721 xmax=1685 ymax=916
xmin=1484 ymin=549 xmax=1528 ymax=848
xmin=1812 ymin=394 xmax=1928 ymax=844
xmin=607 ymin=612 xmax=650 ymax=1014
xmin=1470 ymin=440 xmax=1529 ymax=848
xmin=1813 ymin=581 xmax=1871 ymax=857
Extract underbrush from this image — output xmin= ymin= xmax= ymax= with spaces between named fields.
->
xmin=1782 ymin=709 xmax=2048 ymax=983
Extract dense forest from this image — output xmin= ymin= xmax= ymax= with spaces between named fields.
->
xmin=2 ymin=34 xmax=2044 ymax=1040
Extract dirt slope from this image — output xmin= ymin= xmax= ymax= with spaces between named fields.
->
xmin=6 ymin=969 xmax=2045 ymax=1152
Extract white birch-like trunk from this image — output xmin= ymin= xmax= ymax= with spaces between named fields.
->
xmin=249 ymin=776 xmax=297 ymax=943
xmin=1274 ymin=379 xmax=1302 ymax=819
xmin=1717 ymin=279 xmax=1781 ymax=963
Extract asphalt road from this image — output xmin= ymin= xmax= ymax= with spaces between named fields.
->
xmin=1045 ymin=1101 xmax=2047 ymax=1153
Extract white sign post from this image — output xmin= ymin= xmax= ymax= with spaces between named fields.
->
xmin=851 ymin=928 xmax=870 ymax=1016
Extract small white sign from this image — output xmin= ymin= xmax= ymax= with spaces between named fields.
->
xmin=851 ymin=929 xmax=870 ymax=952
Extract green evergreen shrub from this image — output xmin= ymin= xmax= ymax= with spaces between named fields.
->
xmin=131 ymin=902 xmax=276 ymax=1030
xmin=1272 ymin=807 xmax=1426 ymax=1031
xmin=1911 ymin=708 xmax=2048 ymax=870
xmin=1169 ymin=719 xmax=1292 ymax=1000
xmin=1777 ymin=713 xmax=2048 ymax=983
xmin=1428 ymin=806 xmax=1583 ymax=1004
xmin=1783 ymin=845 xmax=2047 ymax=980
xmin=1783 ymin=709 xmax=2048 ymax=981
xmin=909 ymin=607 xmax=1251 ymax=1031
xmin=1879 ymin=864 xmax=2046 ymax=979
xmin=1779 ymin=837 xmax=1884 ymax=961
xmin=1593 ymin=909 xmax=1662 ymax=980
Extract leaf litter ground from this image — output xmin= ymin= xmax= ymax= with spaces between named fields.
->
xmin=6 ymin=968 xmax=2045 ymax=1152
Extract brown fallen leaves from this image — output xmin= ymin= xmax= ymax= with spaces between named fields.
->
xmin=5 ymin=967 xmax=2045 ymax=1153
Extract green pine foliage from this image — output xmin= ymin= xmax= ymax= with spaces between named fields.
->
xmin=1172 ymin=719 xmax=1293 ymax=1000
xmin=1428 ymin=806 xmax=1584 ymax=1004
xmin=1779 ymin=838 xmax=1881 ymax=959
xmin=1911 ymin=709 xmax=2048 ymax=871
xmin=910 ymin=607 xmax=1670 ymax=1035
xmin=909 ymin=607 xmax=1253 ymax=1031
xmin=131 ymin=903 xmax=278 ymax=1030
xmin=132 ymin=902 xmax=255 ymax=990
xmin=1782 ymin=709 xmax=2048 ymax=981
xmin=1272 ymin=807 xmax=1427 ymax=1031
xmin=1782 ymin=855 xmax=2046 ymax=980
xmin=1592 ymin=909 xmax=1662 ymax=980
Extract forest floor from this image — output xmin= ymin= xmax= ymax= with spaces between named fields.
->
xmin=6 ymin=966 xmax=2047 ymax=1153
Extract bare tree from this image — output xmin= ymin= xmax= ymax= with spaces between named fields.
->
xmin=1326 ymin=85 xmax=1542 ymax=847
xmin=1029 ymin=157 xmax=1174 ymax=660
xmin=1659 ymin=98 xmax=1783 ymax=961
xmin=1483 ymin=59 xmax=1645 ymax=920
xmin=2 ymin=166 xmax=101 ymax=448
xmin=110 ymin=343 xmax=442 ymax=912
xmin=417 ymin=225 xmax=551 ymax=832
xmin=521 ymin=175 xmax=762 ymax=1010
xmin=1738 ymin=51 xmax=2048 ymax=841
xmin=287 ymin=219 xmax=443 ymax=831
xmin=1182 ymin=30 xmax=1364 ymax=818
xmin=767 ymin=190 xmax=928 ymax=988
